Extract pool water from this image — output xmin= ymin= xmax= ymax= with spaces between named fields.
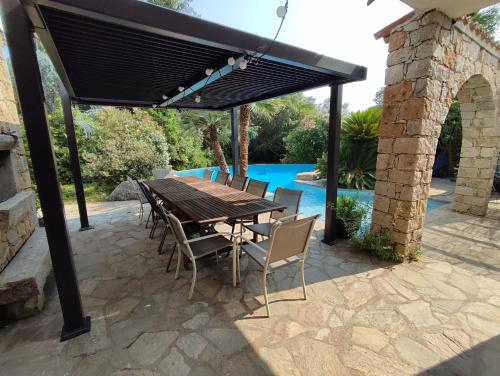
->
xmin=176 ymin=164 xmax=448 ymax=221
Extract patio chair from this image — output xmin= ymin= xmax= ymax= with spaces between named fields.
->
xmin=229 ymin=175 xmax=248 ymax=191
xmin=168 ymin=212 xmax=232 ymax=299
xmin=215 ymin=171 xmax=230 ymax=185
xmin=243 ymin=187 xmax=303 ymax=240
xmin=203 ymin=169 xmax=215 ymax=181
xmin=127 ymin=176 xmax=150 ymax=225
xmin=227 ymin=179 xmax=270 ymax=239
xmin=234 ymin=214 xmax=319 ymax=316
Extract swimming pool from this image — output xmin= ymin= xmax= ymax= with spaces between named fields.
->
xmin=176 ymin=164 xmax=448 ymax=220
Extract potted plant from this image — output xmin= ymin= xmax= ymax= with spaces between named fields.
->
xmin=335 ymin=195 xmax=367 ymax=239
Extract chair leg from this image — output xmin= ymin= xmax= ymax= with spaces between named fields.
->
xmin=188 ymin=261 xmax=197 ymax=300
xmin=158 ymin=227 xmax=168 ymax=254
xmin=166 ymin=243 xmax=176 ymax=273
xmin=139 ymin=203 xmax=144 ymax=224
xmin=262 ymin=270 xmax=270 ymax=317
xmin=301 ymin=259 xmax=307 ymax=300
xmin=145 ymin=209 xmax=152 ymax=228
xmin=175 ymin=246 xmax=182 ymax=280
xmin=232 ymin=239 xmax=238 ymax=287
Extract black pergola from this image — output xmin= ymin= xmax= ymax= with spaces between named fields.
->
xmin=0 ymin=0 xmax=366 ymax=340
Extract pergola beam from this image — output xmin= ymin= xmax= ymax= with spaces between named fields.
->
xmin=160 ymin=56 xmax=246 ymax=107
xmin=0 ymin=0 xmax=90 ymax=341
xmin=60 ymin=85 xmax=92 ymax=231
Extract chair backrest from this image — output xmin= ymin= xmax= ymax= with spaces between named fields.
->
xmin=229 ymin=175 xmax=248 ymax=191
xmin=166 ymin=212 xmax=194 ymax=260
xmin=246 ymin=179 xmax=269 ymax=198
xmin=152 ymin=167 xmax=172 ymax=180
xmin=137 ymin=181 xmax=161 ymax=213
xmin=215 ymin=171 xmax=230 ymax=185
xmin=203 ymin=169 xmax=215 ymax=181
xmin=127 ymin=176 xmax=148 ymax=204
xmin=271 ymin=187 xmax=304 ymax=220
xmin=266 ymin=215 xmax=319 ymax=265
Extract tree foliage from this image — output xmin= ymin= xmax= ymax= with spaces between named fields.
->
xmin=471 ymin=5 xmax=499 ymax=39
xmin=341 ymin=106 xmax=381 ymax=140
xmin=373 ymin=87 xmax=385 ymax=107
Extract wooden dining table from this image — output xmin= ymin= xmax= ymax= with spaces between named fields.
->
xmin=145 ymin=176 xmax=286 ymax=225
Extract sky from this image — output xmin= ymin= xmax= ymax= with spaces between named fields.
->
xmin=191 ymin=0 xmax=412 ymax=111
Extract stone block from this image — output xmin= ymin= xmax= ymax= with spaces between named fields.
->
xmin=385 ymin=64 xmax=404 ymax=85
xmin=406 ymin=59 xmax=432 ymax=80
xmin=0 ymin=228 xmax=51 ymax=320
xmin=374 ymin=195 xmax=390 ymax=213
xmin=384 ymin=81 xmax=413 ymax=103
xmin=381 ymin=103 xmax=400 ymax=123
xmin=400 ymin=98 xmax=431 ymax=120
xmin=388 ymin=47 xmax=412 ymax=66
xmin=389 ymin=169 xmax=422 ymax=186
xmin=406 ymin=119 xmax=438 ymax=136
xmin=409 ymin=24 xmax=440 ymax=45
xmin=389 ymin=31 xmax=406 ymax=52
xmin=379 ymin=122 xmax=406 ymax=138
xmin=396 ymin=154 xmax=428 ymax=171
xmin=393 ymin=137 xmax=436 ymax=155
xmin=377 ymin=138 xmax=394 ymax=154
xmin=374 ymin=181 xmax=396 ymax=197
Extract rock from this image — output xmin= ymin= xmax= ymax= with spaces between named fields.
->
xmin=296 ymin=171 xmax=320 ymax=181
xmin=107 ymin=181 xmax=139 ymax=201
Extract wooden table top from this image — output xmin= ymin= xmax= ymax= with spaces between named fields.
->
xmin=145 ymin=176 xmax=286 ymax=224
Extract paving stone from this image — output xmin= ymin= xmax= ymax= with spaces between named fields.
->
xmin=129 ymin=331 xmax=178 ymax=365
xmin=352 ymin=326 xmax=389 ymax=352
xmin=158 ymin=347 xmax=190 ymax=376
xmin=203 ymin=328 xmax=248 ymax=356
xmin=176 ymin=333 xmax=207 ymax=360
xmin=398 ymin=301 xmax=439 ymax=327
xmin=394 ymin=337 xmax=441 ymax=369
xmin=181 ymin=311 xmax=210 ymax=330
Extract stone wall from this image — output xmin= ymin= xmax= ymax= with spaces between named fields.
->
xmin=0 ymin=31 xmax=36 ymax=272
xmin=373 ymin=10 xmax=500 ymax=255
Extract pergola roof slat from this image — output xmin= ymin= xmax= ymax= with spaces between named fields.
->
xmin=23 ymin=0 xmax=366 ymax=109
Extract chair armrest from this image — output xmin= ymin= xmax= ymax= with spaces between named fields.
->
xmin=233 ymin=234 xmax=268 ymax=253
xmin=276 ymin=212 xmax=301 ymax=223
xmin=180 ymin=220 xmax=194 ymax=224
xmin=184 ymin=232 xmax=232 ymax=244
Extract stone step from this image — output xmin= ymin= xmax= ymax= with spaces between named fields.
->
xmin=0 ymin=227 xmax=51 ymax=320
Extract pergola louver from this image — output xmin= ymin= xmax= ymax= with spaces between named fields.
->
xmin=27 ymin=0 xmax=366 ymax=109
xmin=1 ymin=0 xmax=366 ymax=340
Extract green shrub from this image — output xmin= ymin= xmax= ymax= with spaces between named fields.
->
xmin=283 ymin=115 xmax=328 ymax=163
xmin=351 ymin=229 xmax=404 ymax=262
xmin=83 ymin=108 xmax=170 ymax=184
xmin=336 ymin=194 xmax=369 ymax=237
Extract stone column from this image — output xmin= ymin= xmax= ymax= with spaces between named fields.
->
xmin=372 ymin=10 xmax=499 ymax=255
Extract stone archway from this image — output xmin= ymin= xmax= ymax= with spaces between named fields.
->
xmin=372 ymin=10 xmax=500 ymax=256
xmin=453 ymin=74 xmax=498 ymax=216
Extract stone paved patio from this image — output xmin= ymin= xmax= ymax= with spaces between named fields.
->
xmin=1 ymin=198 xmax=499 ymax=375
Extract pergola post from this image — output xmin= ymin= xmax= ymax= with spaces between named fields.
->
xmin=60 ymin=85 xmax=92 ymax=231
xmin=323 ymin=84 xmax=343 ymax=244
xmin=0 ymin=0 xmax=90 ymax=341
xmin=230 ymin=107 xmax=240 ymax=176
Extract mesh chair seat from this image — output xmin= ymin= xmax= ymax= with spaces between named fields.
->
xmin=189 ymin=235 xmax=232 ymax=258
xmin=215 ymin=171 xmax=230 ymax=185
xmin=241 ymin=239 xmax=301 ymax=270
xmin=244 ymin=223 xmax=272 ymax=237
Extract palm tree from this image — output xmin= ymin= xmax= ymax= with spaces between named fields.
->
xmin=192 ymin=112 xmax=230 ymax=173
xmin=239 ymin=101 xmax=278 ymax=176
xmin=239 ymin=104 xmax=251 ymax=177
xmin=341 ymin=106 xmax=381 ymax=141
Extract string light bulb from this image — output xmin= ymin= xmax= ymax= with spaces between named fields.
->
xmin=152 ymin=104 xmax=157 ymax=108
xmin=227 ymin=57 xmax=235 ymax=66
xmin=195 ymin=94 xmax=201 ymax=103
xmin=178 ymin=86 xmax=185 ymax=92
xmin=239 ymin=59 xmax=248 ymax=70
xmin=162 ymin=94 xmax=168 ymax=100
xmin=205 ymin=68 xmax=214 ymax=76
xmin=276 ymin=3 xmax=288 ymax=18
